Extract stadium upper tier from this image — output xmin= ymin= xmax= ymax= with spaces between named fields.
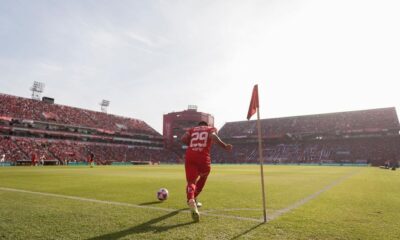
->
xmin=219 ymin=108 xmax=400 ymax=139
xmin=0 ymin=93 xmax=159 ymax=136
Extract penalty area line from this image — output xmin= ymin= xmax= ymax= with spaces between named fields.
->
xmin=0 ymin=187 xmax=263 ymax=223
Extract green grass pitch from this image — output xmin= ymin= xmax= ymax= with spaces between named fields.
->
xmin=0 ymin=165 xmax=399 ymax=239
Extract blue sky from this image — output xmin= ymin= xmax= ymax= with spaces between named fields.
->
xmin=1 ymin=0 xmax=399 ymax=133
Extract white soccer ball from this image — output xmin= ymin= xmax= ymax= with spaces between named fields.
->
xmin=157 ymin=188 xmax=169 ymax=201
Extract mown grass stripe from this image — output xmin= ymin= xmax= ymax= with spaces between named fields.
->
xmin=266 ymin=170 xmax=360 ymax=221
xmin=0 ymin=187 xmax=263 ymax=223
xmin=0 ymin=169 xmax=360 ymax=224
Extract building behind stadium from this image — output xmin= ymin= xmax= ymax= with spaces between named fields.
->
xmin=163 ymin=105 xmax=214 ymax=161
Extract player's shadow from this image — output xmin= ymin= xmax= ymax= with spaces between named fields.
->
xmin=87 ymin=208 xmax=194 ymax=240
xmin=229 ymin=222 xmax=264 ymax=240
xmin=138 ymin=201 xmax=163 ymax=206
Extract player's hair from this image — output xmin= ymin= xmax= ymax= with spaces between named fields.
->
xmin=198 ymin=121 xmax=208 ymax=126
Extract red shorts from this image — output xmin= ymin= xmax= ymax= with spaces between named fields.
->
xmin=185 ymin=154 xmax=211 ymax=183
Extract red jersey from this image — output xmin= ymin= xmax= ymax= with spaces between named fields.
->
xmin=185 ymin=126 xmax=217 ymax=159
xmin=87 ymin=154 xmax=94 ymax=162
xmin=31 ymin=153 xmax=36 ymax=163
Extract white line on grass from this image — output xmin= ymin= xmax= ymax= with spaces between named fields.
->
xmin=202 ymin=208 xmax=262 ymax=213
xmin=0 ymin=170 xmax=360 ymax=224
xmin=0 ymin=187 xmax=263 ymax=223
xmin=265 ymin=170 xmax=361 ymax=222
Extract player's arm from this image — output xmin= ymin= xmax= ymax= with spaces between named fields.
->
xmin=181 ymin=132 xmax=190 ymax=145
xmin=211 ymin=132 xmax=233 ymax=151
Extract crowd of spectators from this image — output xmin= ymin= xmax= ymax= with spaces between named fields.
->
xmin=14 ymin=138 xmax=55 ymax=160
xmin=0 ymin=136 xmax=179 ymax=164
xmin=2 ymin=93 xmax=399 ymax=166
xmin=214 ymin=108 xmax=400 ymax=165
xmin=0 ymin=93 xmax=179 ymax=165
xmin=0 ymin=136 xmax=26 ymax=161
xmin=0 ymin=93 xmax=158 ymax=136
xmin=82 ymin=143 xmax=178 ymax=164
xmin=219 ymin=108 xmax=400 ymax=138
xmin=47 ymin=141 xmax=87 ymax=163
xmin=211 ymin=136 xmax=400 ymax=166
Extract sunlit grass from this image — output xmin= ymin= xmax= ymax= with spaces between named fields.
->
xmin=0 ymin=165 xmax=399 ymax=239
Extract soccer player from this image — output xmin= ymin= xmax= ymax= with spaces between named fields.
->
xmin=31 ymin=153 xmax=37 ymax=166
xmin=181 ymin=121 xmax=233 ymax=222
xmin=40 ymin=154 xmax=45 ymax=166
xmin=87 ymin=152 xmax=95 ymax=168
xmin=0 ymin=154 xmax=5 ymax=166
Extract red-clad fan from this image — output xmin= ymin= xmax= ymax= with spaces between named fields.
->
xmin=87 ymin=152 xmax=95 ymax=168
xmin=181 ymin=121 xmax=232 ymax=222
xmin=31 ymin=152 xmax=37 ymax=166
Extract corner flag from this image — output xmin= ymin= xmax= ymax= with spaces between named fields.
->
xmin=247 ymin=84 xmax=267 ymax=223
xmin=247 ymin=85 xmax=259 ymax=120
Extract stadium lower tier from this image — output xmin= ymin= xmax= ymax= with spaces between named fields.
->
xmin=1 ymin=135 xmax=399 ymax=166
xmin=211 ymin=136 xmax=400 ymax=166
xmin=0 ymin=136 xmax=179 ymax=164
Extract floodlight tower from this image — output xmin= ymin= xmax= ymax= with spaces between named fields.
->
xmin=99 ymin=99 xmax=110 ymax=113
xmin=30 ymin=81 xmax=45 ymax=100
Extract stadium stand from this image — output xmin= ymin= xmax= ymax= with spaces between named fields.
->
xmin=214 ymin=108 xmax=400 ymax=166
xmin=2 ymin=93 xmax=399 ymax=166
xmin=0 ymin=136 xmax=26 ymax=162
xmin=0 ymin=93 xmax=158 ymax=136
xmin=0 ymin=93 xmax=179 ymax=165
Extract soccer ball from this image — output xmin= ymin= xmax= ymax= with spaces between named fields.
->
xmin=157 ymin=188 xmax=169 ymax=201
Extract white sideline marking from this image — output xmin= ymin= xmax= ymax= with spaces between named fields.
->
xmin=0 ymin=170 xmax=359 ymax=224
xmin=0 ymin=187 xmax=263 ymax=223
xmin=265 ymin=170 xmax=360 ymax=222
xmin=202 ymin=208 xmax=262 ymax=213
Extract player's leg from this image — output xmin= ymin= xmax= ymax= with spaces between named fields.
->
xmin=194 ymin=173 xmax=209 ymax=207
xmin=185 ymin=160 xmax=198 ymax=201
xmin=194 ymin=170 xmax=210 ymax=198
xmin=185 ymin=159 xmax=200 ymax=222
xmin=194 ymin=162 xmax=211 ymax=208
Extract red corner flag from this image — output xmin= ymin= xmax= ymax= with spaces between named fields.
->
xmin=247 ymin=84 xmax=267 ymax=223
xmin=247 ymin=84 xmax=259 ymax=120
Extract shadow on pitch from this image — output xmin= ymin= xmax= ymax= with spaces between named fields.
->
xmin=87 ymin=208 xmax=195 ymax=240
xmin=138 ymin=201 xmax=163 ymax=206
xmin=229 ymin=222 xmax=264 ymax=240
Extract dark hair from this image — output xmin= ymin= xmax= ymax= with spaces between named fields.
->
xmin=198 ymin=121 xmax=208 ymax=126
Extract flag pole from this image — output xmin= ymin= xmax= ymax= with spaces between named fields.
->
xmin=247 ymin=84 xmax=267 ymax=223
xmin=257 ymin=105 xmax=267 ymax=223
